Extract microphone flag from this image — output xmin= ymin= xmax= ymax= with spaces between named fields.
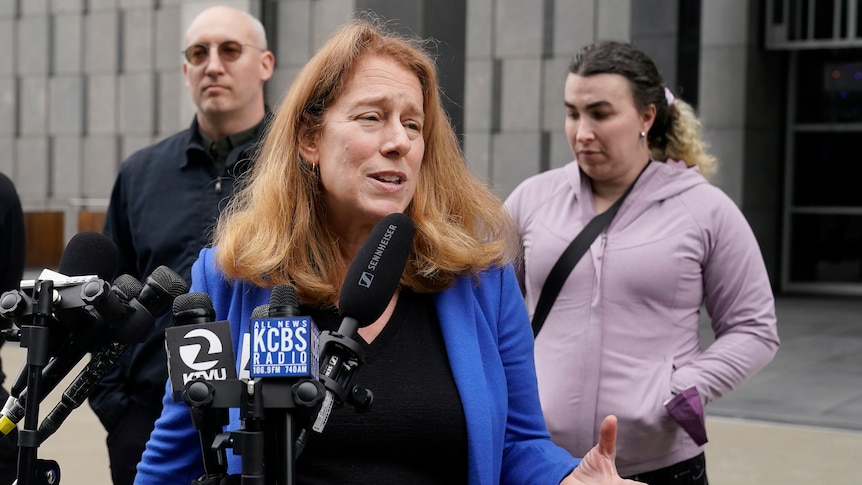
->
xmin=249 ymin=315 xmax=319 ymax=379
xmin=165 ymin=320 xmax=237 ymax=401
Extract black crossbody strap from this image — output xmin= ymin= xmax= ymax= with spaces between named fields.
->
xmin=531 ymin=163 xmax=649 ymax=338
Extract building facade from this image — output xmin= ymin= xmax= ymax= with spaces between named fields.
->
xmin=0 ymin=0 xmax=857 ymax=295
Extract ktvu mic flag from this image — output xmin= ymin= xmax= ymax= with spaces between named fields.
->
xmin=165 ymin=320 xmax=238 ymax=401
xmin=250 ymin=316 xmax=320 ymax=378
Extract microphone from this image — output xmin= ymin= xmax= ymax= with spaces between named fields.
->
xmin=247 ymin=285 xmax=323 ymax=479
xmin=168 ymin=292 xmax=234 ymax=481
xmin=2 ymin=231 xmax=120 ymax=359
xmin=337 ymin=213 xmax=413 ymax=328
xmin=45 ymin=275 xmax=144 ymax=389
xmin=80 ymin=274 xmax=146 ymax=344
xmin=0 ymin=232 xmax=121 ymax=437
xmin=0 ymin=274 xmax=144 ymax=437
xmin=19 ymin=231 xmax=120 ymax=331
xmin=53 ymin=231 xmax=119 ymax=282
xmin=35 ymin=265 xmax=189 ymax=442
xmin=8 ymin=232 xmax=120 ymax=376
xmin=267 ymin=285 xmax=298 ymax=318
xmin=165 ymin=292 xmax=237 ymax=403
xmin=312 ymin=213 xmax=414 ymax=433
xmin=250 ymin=304 xmax=268 ymax=320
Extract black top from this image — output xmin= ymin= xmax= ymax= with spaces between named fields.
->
xmin=198 ymin=124 xmax=259 ymax=192
xmin=296 ymin=288 xmax=468 ymax=484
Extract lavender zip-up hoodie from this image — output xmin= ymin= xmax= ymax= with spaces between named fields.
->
xmin=504 ymin=159 xmax=780 ymax=477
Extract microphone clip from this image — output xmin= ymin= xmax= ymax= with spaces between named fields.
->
xmin=316 ymin=331 xmax=371 ymax=408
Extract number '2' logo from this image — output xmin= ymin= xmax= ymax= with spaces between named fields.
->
xmin=179 ymin=328 xmax=223 ymax=371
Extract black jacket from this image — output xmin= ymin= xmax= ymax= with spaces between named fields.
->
xmin=0 ymin=172 xmax=25 ymax=383
xmin=88 ymin=113 xmax=270 ymax=431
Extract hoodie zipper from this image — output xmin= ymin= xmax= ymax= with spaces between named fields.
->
xmin=592 ymin=231 xmax=608 ymax=307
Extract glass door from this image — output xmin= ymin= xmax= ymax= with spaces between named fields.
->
xmin=783 ymin=49 xmax=862 ymax=294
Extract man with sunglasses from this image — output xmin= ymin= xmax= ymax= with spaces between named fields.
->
xmin=89 ymin=6 xmax=275 ymax=485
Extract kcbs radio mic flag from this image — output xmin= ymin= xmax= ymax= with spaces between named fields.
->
xmin=249 ymin=285 xmax=320 ymax=380
xmin=165 ymin=292 xmax=238 ymax=402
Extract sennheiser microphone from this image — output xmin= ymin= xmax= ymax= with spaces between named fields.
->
xmin=165 ymin=292 xmax=237 ymax=402
xmin=35 ymin=266 xmax=189 ymax=442
xmin=337 ymin=213 xmax=414 ymax=335
xmin=312 ymin=213 xmax=415 ymax=433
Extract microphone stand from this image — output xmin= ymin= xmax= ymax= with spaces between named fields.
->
xmin=16 ymin=280 xmax=62 ymax=485
xmin=183 ymin=376 xmax=326 ymax=485
xmin=182 ymin=380 xmax=229 ymax=485
xmin=182 ymin=306 xmax=374 ymax=484
xmin=237 ymin=379 xmax=266 ymax=484
xmin=263 ymin=376 xmax=334 ymax=485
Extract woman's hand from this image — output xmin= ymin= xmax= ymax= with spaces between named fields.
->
xmin=560 ymin=415 xmax=644 ymax=485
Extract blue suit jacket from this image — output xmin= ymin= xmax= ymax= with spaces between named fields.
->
xmin=135 ymin=248 xmax=579 ymax=485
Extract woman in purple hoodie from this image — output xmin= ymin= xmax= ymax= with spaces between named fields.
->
xmin=504 ymin=41 xmax=780 ymax=484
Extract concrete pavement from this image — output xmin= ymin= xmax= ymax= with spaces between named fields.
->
xmin=706 ymin=416 xmax=862 ymax=485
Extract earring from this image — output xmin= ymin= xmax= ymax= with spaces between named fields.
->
xmin=639 ymin=131 xmax=646 ymax=138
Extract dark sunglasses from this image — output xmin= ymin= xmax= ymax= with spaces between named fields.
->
xmin=182 ymin=40 xmax=264 ymax=66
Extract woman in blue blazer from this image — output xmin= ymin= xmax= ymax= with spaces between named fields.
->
xmin=135 ymin=17 xmax=638 ymax=485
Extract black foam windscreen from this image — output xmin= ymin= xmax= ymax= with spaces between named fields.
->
xmin=338 ymin=213 xmax=414 ymax=328
xmin=57 ymin=231 xmax=119 ymax=280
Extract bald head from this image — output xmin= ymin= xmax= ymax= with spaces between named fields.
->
xmin=181 ymin=4 xmax=275 ymax=140
xmin=185 ymin=5 xmax=267 ymax=50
